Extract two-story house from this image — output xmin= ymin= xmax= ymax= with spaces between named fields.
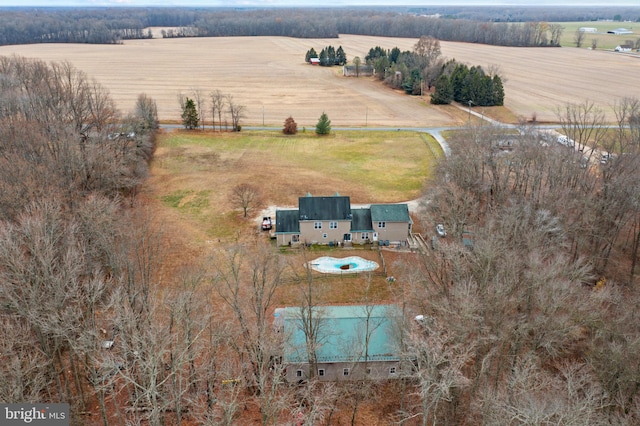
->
xmin=274 ymin=193 xmax=411 ymax=247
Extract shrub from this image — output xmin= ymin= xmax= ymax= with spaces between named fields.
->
xmin=283 ymin=116 xmax=298 ymax=135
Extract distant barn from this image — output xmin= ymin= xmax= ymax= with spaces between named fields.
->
xmin=342 ymin=64 xmax=374 ymax=77
xmin=608 ymin=28 xmax=633 ymax=35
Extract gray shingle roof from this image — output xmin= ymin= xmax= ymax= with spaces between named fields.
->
xmin=275 ymin=197 xmax=410 ymax=235
xmin=298 ymin=195 xmax=351 ymax=221
xmin=370 ymin=204 xmax=410 ymax=222
xmin=275 ymin=209 xmax=300 ymax=234
xmin=350 ymin=208 xmax=373 ymax=232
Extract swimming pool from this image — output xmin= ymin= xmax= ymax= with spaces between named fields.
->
xmin=307 ymin=256 xmax=379 ymax=274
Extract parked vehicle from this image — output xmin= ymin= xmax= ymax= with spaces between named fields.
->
xmin=436 ymin=223 xmax=446 ymax=237
xmin=557 ymin=135 xmax=575 ymax=148
xmin=261 ymin=216 xmax=272 ymax=231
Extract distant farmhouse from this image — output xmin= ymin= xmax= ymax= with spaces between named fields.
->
xmin=615 ymin=44 xmax=634 ymax=52
xmin=608 ymin=28 xmax=633 ymax=35
xmin=274 ymin=304 xmax=403 ymax=382
xmin=274 ymin=194 xmax=412 ymax=247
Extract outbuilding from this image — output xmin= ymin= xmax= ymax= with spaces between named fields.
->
xmin=614 ymin=44 xmax=633 ymax=52
xmin=608 ymin=28 xmax=633 ymax=35
xmin=274 ymin=304 xmax=403 ymax=382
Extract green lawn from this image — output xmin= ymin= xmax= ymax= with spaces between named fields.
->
xmin=159 ymin=130 xmax=441 ymax=197
xmin=154 ymin=129 xmax=442 ymax=239
xmin=556 ymin=21 xmax=638 ymax=50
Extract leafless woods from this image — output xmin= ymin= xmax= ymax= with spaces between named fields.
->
xmin=2 ymin=52 xmax=640 ymax=425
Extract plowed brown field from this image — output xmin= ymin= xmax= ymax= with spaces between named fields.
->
xmin=1 ymin=34 xmax=638 ymax=125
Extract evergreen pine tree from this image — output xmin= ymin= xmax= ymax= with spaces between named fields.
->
xmin=336 ymin=46 xmax=347 ymax=65
xmin=327 ymin=45 xmax=336 ymax=65
xmin=468 ymin=67 xmax=487 ymax=105
xmin=450 ymin=64 xmax=469 ymax=103
xmin=305 ymin=48 xmax=318 ymax=63
xmin=181 ymin=97 xmax=199 ymax=130
xmin=319 ymin=48 xmax=329 ymax=66
xmin=491 ymin=75 xmax=505 ymax=106
xmin=315 ymin=112 xmax=331 ymax=135
xmin=430 ymin=74 xmax=453 ymax=104
xmin=389 ymin=47 xmax=401 ymax=64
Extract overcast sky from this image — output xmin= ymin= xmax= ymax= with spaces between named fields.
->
xmin=0 ymin=1 xmax=638 ymax=7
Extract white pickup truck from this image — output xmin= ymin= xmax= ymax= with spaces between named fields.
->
xmin=557 ymin=135 xmax=575 ymax=148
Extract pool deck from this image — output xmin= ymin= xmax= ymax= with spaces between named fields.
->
xmin=307 ymin=256 xmax=380 ymax=274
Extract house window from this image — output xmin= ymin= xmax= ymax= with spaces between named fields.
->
xmin=318 ymin=369 xmax=325 ymax=377
xmin=330 ymin=221 xmax=338 ymax=229
xmin=296 ymin=370 xmax=303 ymax=377
xmin=322 ymin=233 xmax=328 ymax=239
xmin=343 ymin=368 xmax=350 ymax=376
xmin=314 ymin=222 xmax=322 ymax=229
xmin=343 ymin=233 xmax=352 ymax=241
xmin=292 ymin=235 xmax=299 ymax=242
xmin=366 ymin=367 xmax=372 ymax=375
xmin=389 ymin=367 xmax=396 ymax=375
xmin=378 ymin=222 xmax=386 ymax=228
xmin=362 ymin=232 xmax=369 ymax=240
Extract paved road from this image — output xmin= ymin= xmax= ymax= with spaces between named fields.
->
xmin=161 ymin=103 xmax=595 ymax=161
xmin=160 ymin=104 xmax=563 ymax=159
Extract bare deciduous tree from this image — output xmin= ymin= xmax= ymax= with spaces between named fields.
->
xmin=226 ymin=94 xmax=246 ymax=131
xmin=556 ymin=100 xmax=607 ymax=153
xmin=191 ymin=87 xmax=206 ymax=130
xmin=230 ymin=183 xmax=261 ymax=218
xmin=574 ymin=28 xmax=586 ymax=48
xmin=211 ymin=241 xmax=291 ymax=425
xmin=135 ymin=93 xmax=159 ymax=131
xmin=210 ymin=89 xmax=226 ymax=132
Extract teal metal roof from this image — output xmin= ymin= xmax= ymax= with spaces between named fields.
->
xmin=370 ymin=204 xmax=410 ymax=223
xmin=278 ymin=304 xmax=402 ymax=363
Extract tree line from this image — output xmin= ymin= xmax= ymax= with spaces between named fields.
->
xmin=4 ymin=5 xmax=640 ymax=48
xmin=179 ymin=89 xmax=246 ymax=132
xmin=305 ymin=45 xmax=347 ymax=66
xmin=365 ymin=37 xmax=444 ymax=96
xmin=431 ymin=62 xmax=504 ymax=106
xmin=405 ymin=99 xmax=640 ymax=424
xmin=0 ymin=55 xmax=168 ymax=423
xmin=361 ymin=36 xmax=505 ymax=106
xmin=0 ymin=6 xmax=592 ymax=47
xmin=0 ymin=8 xmax=156 ymax=45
